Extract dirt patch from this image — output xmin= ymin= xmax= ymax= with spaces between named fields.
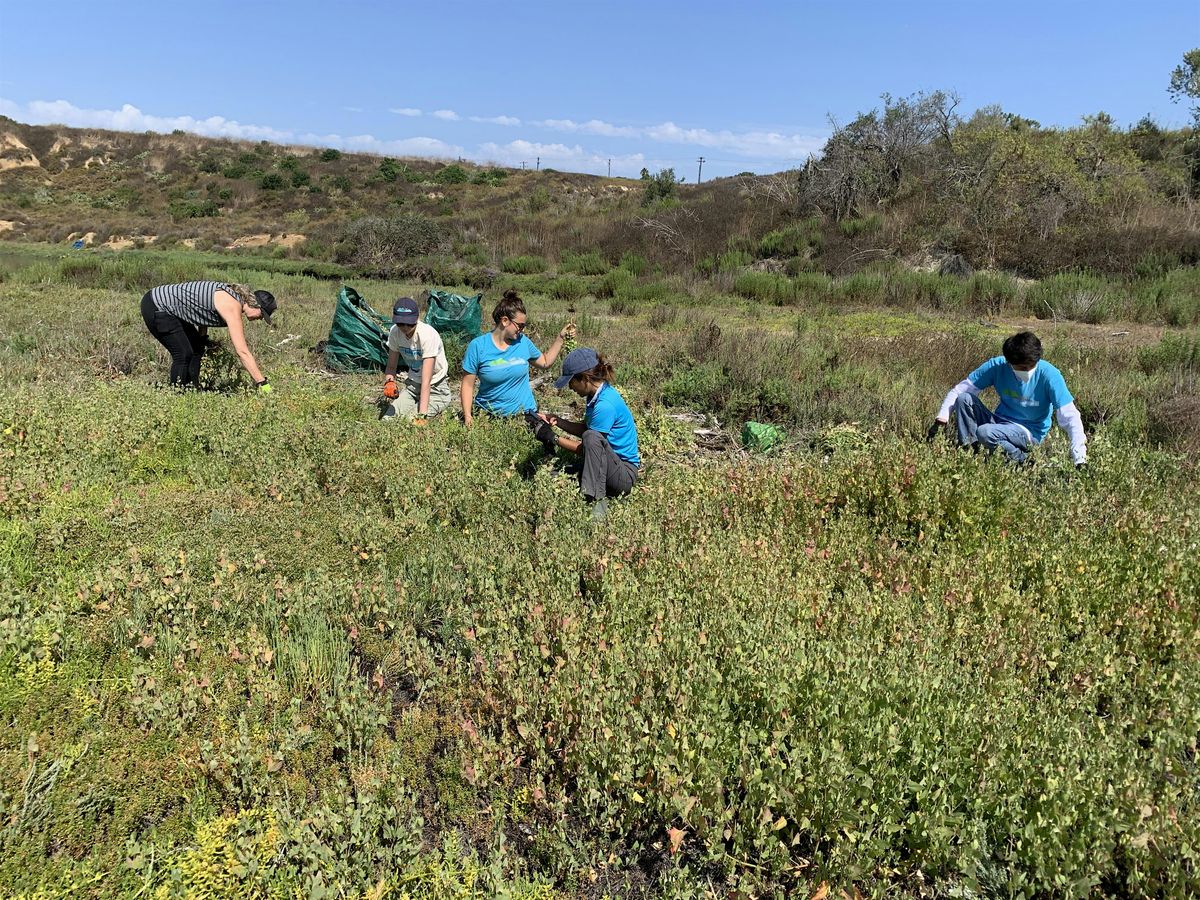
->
xmin=0 ymin=220 xmax=17 ymax=232
xmin=228 ymin=232 xmax=306 ymax=250
xmin=228 ymin=233 xmax=273 ymax=250
xmin=0 ymin=133 xmax=41 ymax=172
xmin=104 ymin=235 xmax=157 ymax=251
xmin=66 ymin=231 xmax=98 ymax=246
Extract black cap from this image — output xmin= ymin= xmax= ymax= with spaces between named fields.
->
xmin=253 ymin=290 xmax=277 ymax=326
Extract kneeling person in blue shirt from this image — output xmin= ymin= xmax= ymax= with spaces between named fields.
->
xmin=928 ymin=331 xmax=1087 ymax=467
xmin=536 ymin=348 xmax=641 ymax=507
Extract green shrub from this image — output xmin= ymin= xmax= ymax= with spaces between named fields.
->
xmin=733 ymin=271 xmax=799 ymax=305
xmin=559 ymin=251 xmax=609 ymax=276
xmin=838 ymin=213 xmax=884 ymax=238
xmin=169 ymin=198 xmax=220 ymax=220
xmin=1025 ymin=272 xmax=1118 ymax=323
xmin=526 ymin=187 xmax=551 ymax=214
xmin=501 ymin=255 xmax=546 ymax=275
xmin=471 ymin=168 xmax=508 ymax=186
xmin=549 ymin=276 xmax=586 ymax=301
xmin=378 ymin=157 xmax=402 ymax=182
xmin=221 ymin=163 xmax=248 ymax=179
xmin=334 ymin=214 xmax=445 ymax=273
xmin=641 ymin=168 xmax=680 ymax=206
xmin=759 ymin=218 xmax=824 ymax=258
xmin=595 ymin=268 xmax=635 ymax=298
xmin=619 ymin=252 xmax=648 ymax=276
xmin=319 ymin=148 xmax=342 ymax=161
xmin=434 ymin=164 xmax=469 ymax=185
xmin=259 ymin=172 xmax=286 ymax=190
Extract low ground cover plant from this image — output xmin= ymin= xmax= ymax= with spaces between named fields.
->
xmin=0 ymin=255 xmax=1198 ymax=897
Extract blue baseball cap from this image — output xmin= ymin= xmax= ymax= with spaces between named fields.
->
xmin=555 ymin=347 xmax=600 ymax=389
xmin=392 ymin=297 xmax=419 ymax=324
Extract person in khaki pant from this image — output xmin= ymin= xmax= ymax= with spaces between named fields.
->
xmin=381 ymin=297 xmax=451 ymax=423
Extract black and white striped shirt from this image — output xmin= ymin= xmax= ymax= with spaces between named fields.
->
xmin=149 ymin=281 xmax=231 ymax=327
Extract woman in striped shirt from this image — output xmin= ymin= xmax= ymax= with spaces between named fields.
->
xmin=140 ymin=281 xmax=277 ymax=390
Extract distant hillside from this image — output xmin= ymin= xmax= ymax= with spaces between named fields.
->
xmin=0 ymin=109 xmax=1196 ymax=280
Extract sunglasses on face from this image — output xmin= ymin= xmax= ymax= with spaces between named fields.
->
xmin=508 ymin=319 xmax=528 ymax=332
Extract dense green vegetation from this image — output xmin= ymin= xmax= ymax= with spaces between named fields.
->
xmin=1 ymin=246 xmax=1199 ymax=896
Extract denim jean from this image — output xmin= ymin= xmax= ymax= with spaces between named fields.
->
xmin=954 ymin=393 xmax=1035 ymax=463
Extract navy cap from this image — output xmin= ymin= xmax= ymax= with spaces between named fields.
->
xmin=555 ymin=347 xmax=600 ymax=389
xmin=392 ymin=297 xmax=419 ymax=324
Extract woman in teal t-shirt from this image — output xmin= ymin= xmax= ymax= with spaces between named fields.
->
xmin=460 ymin=290 xmax=574 ymax=447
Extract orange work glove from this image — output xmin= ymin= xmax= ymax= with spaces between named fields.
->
xmin=383 ymin=380 xmax=400 ymax=400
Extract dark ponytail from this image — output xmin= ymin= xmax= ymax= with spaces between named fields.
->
xmin=583 ymin=353 xmax=616 ymax=384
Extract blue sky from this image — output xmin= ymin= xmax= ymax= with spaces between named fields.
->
xmin=0 ymin=0 xmax=1196 ymax=179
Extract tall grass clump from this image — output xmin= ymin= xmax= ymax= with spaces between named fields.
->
xmin=595 ymin=267 xmax=635 ymax=299
xmin=501 ymin=255 xmax=546 ymax=275
xmin=619 ymin=251 xmax=649 ymax=276
xmin=733 ymin=272 xmax=799 ymax=305
xmin=559 ymin=250 xmax=609 ymax=276
xmin=1024 ymin=272 xmax=1120 ymax=324
xmin=549 ymin=275 xmax=587 ymax=302
xmin=759 ymin=218 xmax=824 ymax=258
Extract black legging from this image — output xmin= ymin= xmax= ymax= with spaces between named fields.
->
xmin=141 ymin=291 xmax=206 ymax=386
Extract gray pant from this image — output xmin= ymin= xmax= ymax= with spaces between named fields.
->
xmin=579 ymin=430 xmax=638 ymax=500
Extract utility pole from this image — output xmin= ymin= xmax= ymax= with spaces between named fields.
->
xmin=696 ymin=156 xmax=705 ymax=184
xmin=536 ymin=156 xmax=540 ymax=171
xmin=607 ymin=159 xmax=612 ymax=177
xmin=521 ymin=161 xmax=526 ymax=170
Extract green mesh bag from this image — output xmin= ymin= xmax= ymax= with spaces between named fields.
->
xmin=324 ymin=286 xmax=390 ymax=373
xmin=741 ymin=421 xmax=787 ymax=452
xmin=425 ymin=289 xmax=483 ymax=339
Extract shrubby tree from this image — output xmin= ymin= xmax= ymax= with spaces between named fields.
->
xmin=334 ymin=214 xmax=446 ymax=272
xmin=1168 ymin=48 xmax=1200 ymax=195
xmin=798 ymin=90 xmax=960 ymax=220
xmin=641 ymin=168 xmax=680 ymax=206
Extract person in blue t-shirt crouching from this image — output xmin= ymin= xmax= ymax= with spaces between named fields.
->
xmin=536 ymin=348 xmax=641 ymax=515
xmin=928 ymin=331 xmax=1087 ymax=468
xmin=460 ymin=289 xmax=575 ymax=451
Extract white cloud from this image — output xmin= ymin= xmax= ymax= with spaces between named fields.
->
xmin=478 ymin=140 xmax=646 ymax=176
xmin=389 ymin=107 xmax=422 ymax=116
xmin=643 ymin=121 xmax=822 ymax=158
xmin=343 ymin=106 xmax=364 ymax=113
xmin=469 ymin=114 xmax=521 ymax=126
xmin=538 ymin=118 xmax=639 ymax=138
xmin=535 ymin=114 xmax=822 ymax=160
xmin=431 ymin=109 xmax=460 ymax=121
xmin=0 ymin=97 xmax=463 ymax=159
xmin=13 ymin=98 xmax=295 ymax=142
